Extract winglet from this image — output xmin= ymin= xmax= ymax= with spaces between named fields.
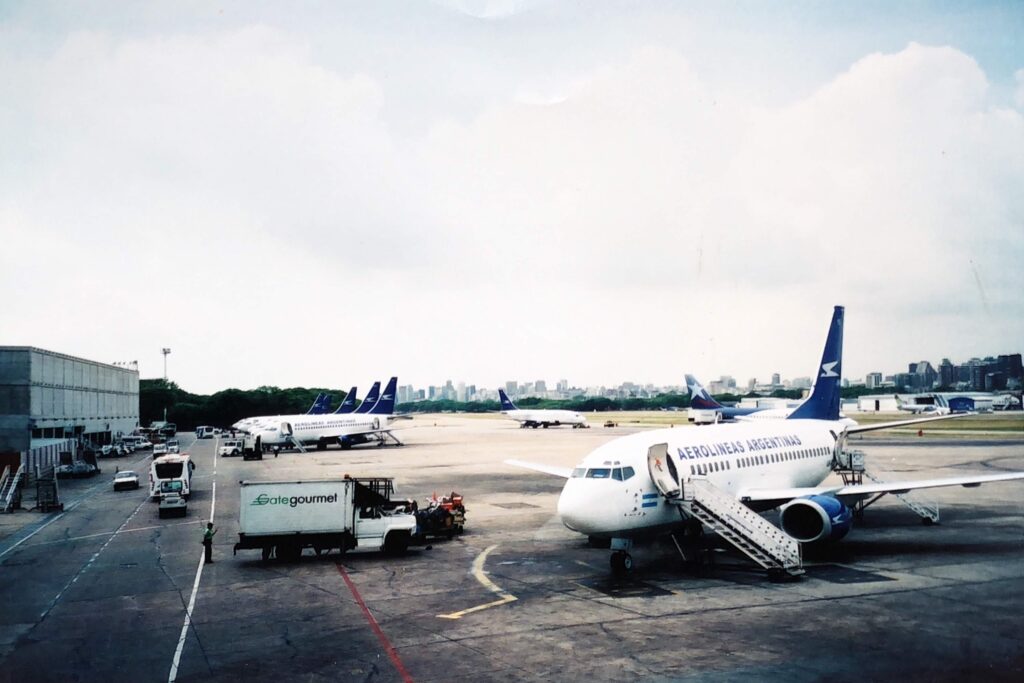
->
xmin=788 ymin=306 xmax=844 ymax=421
xmin=498 ymin=388 xmax=518 ymax=412
xmin=354 ymin=382 xmax=381 ymax=414
xmin=368 ymin=377 xmax=398 ymax=415
xmin=685 ymin=374 xmax=723 ymax=410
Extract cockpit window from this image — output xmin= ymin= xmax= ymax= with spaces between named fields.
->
xmin=611 ymin=468 xmax=622 ymax=481
xmin=571 ymin=468 xmax=586 ymax=478
xmin=586 ymin=468 xmax=611 ymax=479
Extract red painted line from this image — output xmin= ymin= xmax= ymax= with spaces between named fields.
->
xmin=336 ymin=563 xmax=414 ymax=683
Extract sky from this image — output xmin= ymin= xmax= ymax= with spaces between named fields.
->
xmin=1 ymin=1 xmax=1022 ymax=395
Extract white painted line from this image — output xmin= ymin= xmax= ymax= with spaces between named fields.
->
xmin=38 ymin=495 xmax=149 ymax=621
xmin=21 ymin=519 xmax=203 ymax=548
xmin=167 ymin=478 xmax=216 ymax=683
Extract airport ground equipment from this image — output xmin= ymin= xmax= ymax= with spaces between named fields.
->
xmin=233 ymin=477 xmax=416 ymax=562
xmin=648 ymin=443 xmax=804 ymax=578
xmin=218 ymin=439 xmax=244 ymax=457
xmin=1 ymin=464 xmax=25 ymax=512
xmin=413 ymin=492 xmax=466 ymax=540
xmin=35 ymin=466 xmax=62 ymax=513
xmin=832 ymin=449 xmax=939 ymax=523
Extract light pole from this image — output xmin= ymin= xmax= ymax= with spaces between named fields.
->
xmin=162 ymin=348 xmax=171 ymax=381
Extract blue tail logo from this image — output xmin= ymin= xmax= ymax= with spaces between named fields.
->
xmin=368 ymin=377 xmax=398 ymax=415
xmin=354 ymin=382 xmax=381 ymax=414
xmin=335 ymin=387 xmax=358 ymax=414
xmin=498 ymin=389 xmax=518 ymax=412
xmin=306 ymin=392 xmax=326 ymax=415
xmin=788 ymin=306 xmax=845 ymax=421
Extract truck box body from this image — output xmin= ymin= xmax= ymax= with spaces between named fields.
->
xmin=235 ymin=477 xmax=416 ymax=560
xmin=239 ymin=480 xmax=355 ymax=536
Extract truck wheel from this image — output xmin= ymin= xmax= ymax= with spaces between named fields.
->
xmin=384 ymin=532 xmax=410 ymax=555
xmin=262 ymin=546 xmax=273 ymax=562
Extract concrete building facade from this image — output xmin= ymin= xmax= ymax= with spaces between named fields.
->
xmin=0 ymin=347 xmax=140 ymax=460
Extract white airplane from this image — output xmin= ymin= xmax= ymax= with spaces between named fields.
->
xmin=896 ymin=394 xmax=951 ymax=415
xmin=509 ymin=306 xmax=1024 ymax=575
xmin=232 ymin=392 xmax=335 ymax=432
xmin=498 ymin=388 xmax=588 ymax=429
xmin=250 ymin=377 xmax=403 ymax=451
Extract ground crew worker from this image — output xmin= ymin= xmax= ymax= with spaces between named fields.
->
xmin=203 ymin=522 xmax=217 ymax=563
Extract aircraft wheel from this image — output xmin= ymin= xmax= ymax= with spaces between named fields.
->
xmin=542 ymin=424 xmax=549 ymax=429
xmin=610 ymin=551 xmax=633 ymax=575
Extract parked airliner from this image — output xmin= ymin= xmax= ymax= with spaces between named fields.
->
xmin=896 ymin=394 xmax=951 ymax=415
xmin=251 ymin=377 xmax=403 ymax=451
xmin=498 ymin=389 xmax=588 ymax=429
xmin=685 ymin=375 xmax=769 ymax=421
xmin=232 ymin=392 xmax=333 ymax=432
xmin=509 ymin=306 xmax=1024 ymax=575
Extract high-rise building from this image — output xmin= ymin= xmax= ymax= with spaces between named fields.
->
xmin=505 ymin=381 xmax=518 ymax=397
xmin=939 ymin=359 xmax=955 ymax=388
xmin=866 ymin=372 xmax=883 ymax=389
xmin=771 ymin=373 xmax=781 ymax=386
xmin=535 ymin=380 xmax=547 ymax=393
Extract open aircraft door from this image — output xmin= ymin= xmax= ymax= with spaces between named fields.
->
xmin=647 ymin=443 xmax=681 ymax=499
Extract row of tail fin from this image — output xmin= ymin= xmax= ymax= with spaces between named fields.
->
xmin=304 ymin=377 xmax=399 ymax=417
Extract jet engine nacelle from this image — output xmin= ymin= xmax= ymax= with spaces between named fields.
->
xmin=779 ymin=495 xmax=853 ymax=543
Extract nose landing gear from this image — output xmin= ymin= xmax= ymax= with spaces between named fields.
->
xmin=610 ymin=551 xmax=633 ymax=575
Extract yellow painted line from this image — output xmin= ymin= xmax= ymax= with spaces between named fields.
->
xmin=437 ymin=544 xmax=518 ymax=619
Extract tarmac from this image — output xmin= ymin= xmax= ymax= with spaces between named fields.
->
xmin=0 ymin=415 xmax=1022 ymax=682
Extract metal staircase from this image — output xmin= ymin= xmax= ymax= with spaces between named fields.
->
xmin=833 ymin=449 xmax=939 ymax=523
xmin=286 ymin=436 xmax=308 ymax=453
xmin=1 ymin=464 xmax=25 ymax=513
xmin=646 ymin=443 xmax=803 ymax=578
xmin=683 ymin=478 xmax=804 ymax=577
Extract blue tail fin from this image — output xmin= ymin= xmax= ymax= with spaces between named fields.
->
xmin=320 ymin=394 xmax=334 ymax=414
xmin=788 ymin=306 xmax=845 ymax=421
xmin=354 ymin=382 xmax=381 ymax=414
xmin=368 ymin=377 xmax=398 ymax=415
xmin=305 ymin=392 xmax=326 ymax=415
xmin=334 ymin=387 xmax=358 ymax=414
xmin=685 ymin=374 xmax=723 ymax=410
xmin=498 ymin=388 xmax=518 ymax=411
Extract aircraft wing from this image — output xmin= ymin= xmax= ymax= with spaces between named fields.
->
xmin=844 ymin=412 xmax=971 ymax=435
xmin=739 ymin=471 xmax=1024 ymax=507
xmin=505 ymin=459 xmax=572 ymax=478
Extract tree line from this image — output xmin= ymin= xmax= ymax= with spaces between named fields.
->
xmin=141 ymin=379 xmax=885 ymax=430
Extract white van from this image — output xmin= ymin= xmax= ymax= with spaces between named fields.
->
xmin=196 ymin=426 xmax=217 ymax=439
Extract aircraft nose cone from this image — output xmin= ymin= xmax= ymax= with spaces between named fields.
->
xmin=557 ymin=482 xmax=602 ymax=534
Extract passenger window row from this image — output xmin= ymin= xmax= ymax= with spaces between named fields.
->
xmin=689 ymin=446 xmax=831 ymax=476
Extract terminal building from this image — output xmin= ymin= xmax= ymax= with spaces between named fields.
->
xmin=0 ymin=347 xmax=140 ymax=472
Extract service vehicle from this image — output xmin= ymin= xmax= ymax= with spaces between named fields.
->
xmin=688 ymin=408 xmax=723 ymax=425
xmin=218 ymin=439 xmax=244 ymax=457
xmin=149 ymin=454 xmax=195 ymax=499
xmin=158 ymin=482 xmax=187 ymax=518
xmin=113 ymin=470 xmax=140 ymax=491
xmin=233 ymin=477 xmax=416 ymax=562
xmin=414 ymin=492 xmax=466 ymax=539
xmin=166 ymin=439 xmax=180 ymax=454
xmin=152 ymin=442 xmax=168 ymax=457
xmin=196 ymin=426 xmax=217 ymax=439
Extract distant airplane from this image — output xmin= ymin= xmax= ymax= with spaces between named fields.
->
xmin=498 ymin=388 xmax=588 ymax=429
xmin=332 ymin=387 xmax=359 ymax=414
xmin=509 ymin=306 xmax=1019 ymax=577
xmin=896 ymin=394 xmax=950 ymax=415
xmin=252 ymin=377 xmax=404 ymax=450
xmin=685 ymin=375 xmax=770 ymax=421
xmin=233 ymin=392 xmax=331 ymax=432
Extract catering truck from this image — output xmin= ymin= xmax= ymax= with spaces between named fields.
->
xmin=233 ymin=477 xmax=416 ymax=562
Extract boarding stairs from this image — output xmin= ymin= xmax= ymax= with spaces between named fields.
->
xmin=1 ymin=464 xmax=26 ymax=513
xmin=285 ymin=436 xmax=308 ymax=453
xmin=647 ymin=444 xmax=804 ymax=578
xmin=833 ymin=449 xmax=939 ymax=523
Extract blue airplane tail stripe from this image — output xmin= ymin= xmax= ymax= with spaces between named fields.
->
xmin=788 ymin=306 xmax=844 ymax=421
xmin=354 ymin=382 xmax=381 ymax=414
xmin=498 ymin=389 xmax=518 ymax=411
xmin=335 ymin=387 xmax=358 ymax=414
xmin=368 ymin=377 xmax=398 ymax=415
xmin=306 ymin=392 xmax=326 ymax=415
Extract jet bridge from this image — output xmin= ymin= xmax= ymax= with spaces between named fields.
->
xmin=648 ymin=444 xmax=804 ymax=579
